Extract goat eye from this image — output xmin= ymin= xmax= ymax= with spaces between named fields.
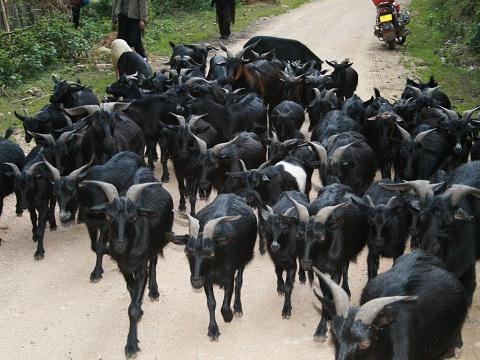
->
xmin=418 ymin=214 xmax=425 ymax=222
xmin=105 ymin=214 xmax=113 ymax=222
xmin=446 ymin=216 xmax=453 ymax=224
xmin=208 ymin=252 xmax=215 ymax=258
xmin=129 ymin=215 xmax=137 ymax=223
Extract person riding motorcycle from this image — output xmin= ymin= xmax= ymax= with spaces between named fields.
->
xmin=372 ymin=0 xmax=400 ymax=25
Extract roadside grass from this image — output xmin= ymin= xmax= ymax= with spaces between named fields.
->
xmin=406 ymin=0 xmax=480 ymax=111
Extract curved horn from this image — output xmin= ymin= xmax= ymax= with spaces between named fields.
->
xmin=212 ymin=134 xmax=240 ymax=156
xmin=26 ymin=161 xmax=43 ymax=175
xmin=82 ymin=180 xmax=119 ymax=203
xmin=63 ymin=105 xmax=101 ymax=116
xmin=323 ymin=88 xmax=338 ymax=102
xmin=315 ymin=200 xmax=351 ymax=224
xmin=28 ymin=131 xmax=54 ymax=145
xmin=365 ymin=195 xmax=375 ymax=208
xmin=414 ymin=128 xmax=435 ymax=143
xmin=218 ymin=40 xmax=235 ymax=58
xmin=187 ymin=127 xmax=207 ymax=154
xmin=173 ymin=210 xmax=201 ymax=239
xmin=125 ymin=71 xmax=138 ymax=80
xmin=4 ymin=162 xmax=21 ymax=176
xmin=327 ymin=134 xmax=338 ymax=150
xmin=395 ymin=123 xmax=411 ymax=141
xmin=125 ymin=182 xmax=159 ymax=204
xmin=312 ymin=267 xmax=349 ymax=318
xmin=235 ymin=40 xmax=260 ymax=59
xmin=286 ymin=193 xmax=309 ymax=222
xmin=385 ymin=196 xmax=398 ymax=209
xmin=42 ymin=155 xmax=60 ymax=180
xmin=239 ymin=159 xmax=247 ymax=172
xmin=439 ymin=105 xmax=458 ymax=121
xmin=271 ymin=131 xmax=279 ymax=143
xmin=58 ymin=129 xmax=77 ymax=142
xmin=442 ymin=184 xmax=480 ymax=207
xmin=67 ymin=156 xmax=94 ymax=181
xmin=331 ymin=142 xmax=357 ymax=164
xmin=203 ymin=215 xmax=241 ymax=241
xmin=187 ymin=114 xmax=207 ymax=128
xmin=462 ymin=106 xmax=480 ymax=122
xmin=355 ymin=296 xmax=418 ymax=325
xmin=258 ymin=160 xmax=271 ymax=171
xmin=169 ymin=112 xmax=186 ymax=126
xmin=184 ymin=77 xmax=210 ymax=87
xmin=426 ymin=86 xmax=441 ymax=98
xmin=405 ymin=85 xmax=423 ymax=99
xmin=379 ymin=180 xmax=439 ymax=201
xmin=307 ymin=141 xmax=327 ymax=164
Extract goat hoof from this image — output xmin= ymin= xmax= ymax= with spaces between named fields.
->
xmin=314 ymin=334 xmax=327 ymax=342
xmin=125 ymin=343 xmax=140 ymax=359
xmin=208 ymin=328 xmax=220 ymax=341
xmin=34 ymin=252 xmax=45 ymax=260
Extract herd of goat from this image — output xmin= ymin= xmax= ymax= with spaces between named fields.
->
xmin=1 ymin=35 xmax=479 ymax=359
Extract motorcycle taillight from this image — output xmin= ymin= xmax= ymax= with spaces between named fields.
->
xmin=378 ymin=7 xmax=392 ymax=14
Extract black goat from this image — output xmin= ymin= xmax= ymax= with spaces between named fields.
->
xmin=0 ymin=127 xmax=25 ymax=236
xmin=5 ymin=149 xmax=56 ymax=259
xmin=186 ymin=89 xmax=268 ymax=143
xmin=307 ymin=132 xmax=377 ymax=196
xmin=169 ymin=193 xmax=257 ymax=340
xmin=259 ymin=191 xmax=310 ymax=318
xmin=325 ymin=60 xmax=358 ymax=100
xmin=14 ymin=105 xmax=72 ymax=143
xmin=43 ymin=151 xmax=145 ymax=282
xmin=64 ymin=105 xmax=145 ymax=165
xmin=292 ymin=184 xmax=368 ymax=340
xmin=50 ymin=76 xmax=99 ymax=107
xmin=191 ymin=131 xmax=267 ymax=196
xmin=313 ymin=251 xmax=468 ymax=360
xmin=361 ymin=179 xmax=411 ymax=280
xmin=270 ymin=100 xmax=305 ymax=141
xmin=161 ymin=113 xmax=219 ymax=216
xmin=243 ymin=36 xmax=322 ymax=64
xmin=226 ymin=157 xmax=307 ymax=208
xmin=84 ymin=169 xmax=173 ymax=358
xmin=117 ymin=51 xmax=152 ymax=79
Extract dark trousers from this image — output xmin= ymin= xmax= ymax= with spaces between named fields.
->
xmin=72 ymin=6 xmax=80 ymax=29
xmin=117 ymin=13 xmax=146 ymax=59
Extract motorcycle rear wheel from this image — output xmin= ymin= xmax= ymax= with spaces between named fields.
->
xmin=396 ymin=36 xmax=407 ymax=45
xmin=387 ymin=40 xmax=396 ymax=50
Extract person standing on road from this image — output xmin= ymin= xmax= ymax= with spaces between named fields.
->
xmin=111 ymin=0 xmax=147 ymax=60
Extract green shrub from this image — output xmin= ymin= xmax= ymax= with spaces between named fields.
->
xmin=0 ymin=11 xmax=109 ymax=86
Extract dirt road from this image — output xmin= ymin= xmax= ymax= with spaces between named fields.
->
xmin=1 ymin=0 xmax=479 ymax=359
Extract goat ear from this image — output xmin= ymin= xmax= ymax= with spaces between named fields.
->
xmin=454 ymin=207 xmax=474 ymax=222
xmin=279 ymin=214 xmax=299 ymax=225
xmin=217 ymin=236 xmax=234 ymax=246
xmin=87 ymin=204 xmax=108 ymax=214
xmin=167 ymin=232 xmax=189 ymax=245
xmin=329 ymin=217 xmax=345 ymax=229
xmin=342 ymin=160 xmax=355 ymax=169
xmin=78 ymin=170 xmax=93 ymax=182
xmin=137 ymin=207 xmax=158 ymax=218
xmin=373 ymin=306 xmax=396 ymax=329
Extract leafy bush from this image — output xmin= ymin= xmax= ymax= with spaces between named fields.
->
xmin=0 ymin=11 xmax=109 ymax=86
xmin=471 ymin=10 xmax=480 ymax=53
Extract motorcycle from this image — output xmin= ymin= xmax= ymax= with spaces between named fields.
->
xmin=374 ymin=2 xmax=410 ymax=50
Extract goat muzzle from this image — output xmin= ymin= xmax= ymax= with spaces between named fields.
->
xmin=190 ymin=276 xmax=205 ymax=289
